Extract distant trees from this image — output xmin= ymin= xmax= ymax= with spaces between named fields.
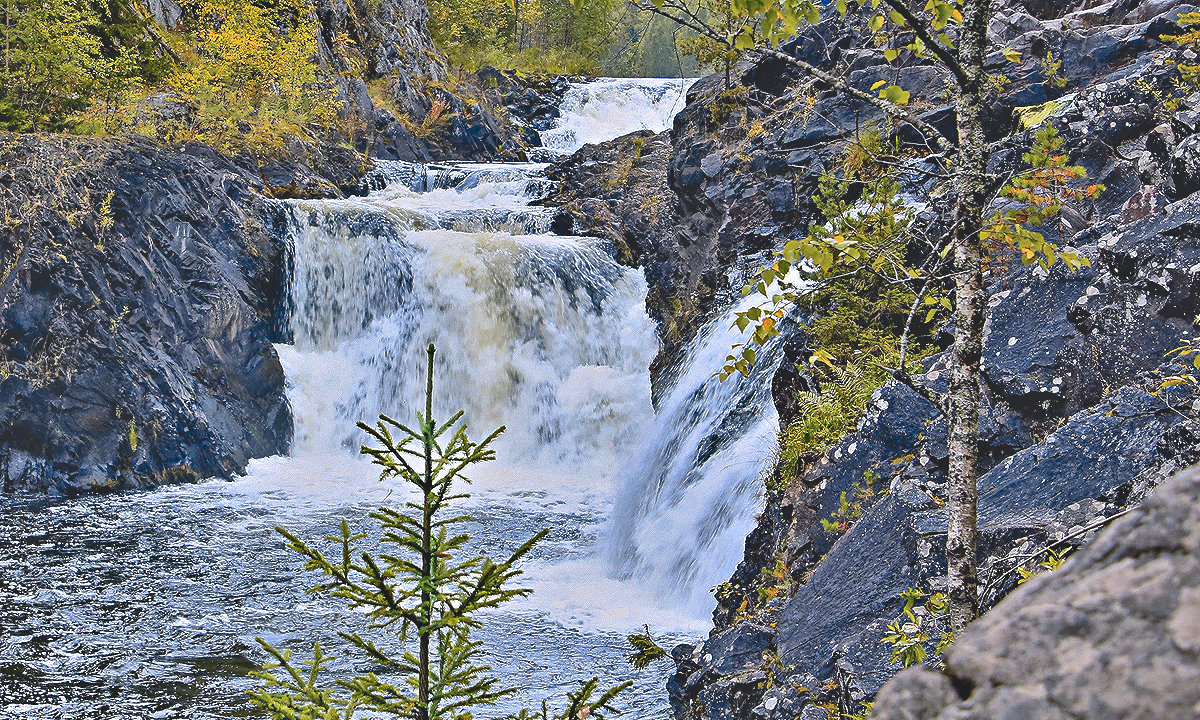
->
xmin=164 ymin=0 xmax=337 ymax=151
xmin=429 ymin=0 xmax=628 ymax=73
xmin=0 ymin=0 xmax=161 ymax=131
xmin=0 ymin=0 xmax=337 ymax=147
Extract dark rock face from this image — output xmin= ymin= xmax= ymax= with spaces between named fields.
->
xmin=872 ymin=462 xmax=1200 ymax=720
xmin=307 ymin=0 xmax=539 ymax=164
xmin=0 ymin=135 xmax=290 ymax=495
xmin=537 ymin=0 xmax=1200 ymax=716
xmin=545 ymin=130 xmax=695 ymax=389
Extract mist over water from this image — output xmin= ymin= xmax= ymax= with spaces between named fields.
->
xmin=0 ymin=78 xmax=779 ymax=720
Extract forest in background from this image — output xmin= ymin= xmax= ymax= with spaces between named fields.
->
xmin=0 ymin=0 xmax=699 ymax=142
xmin=428 ymin=0 xmax=699 ymax=76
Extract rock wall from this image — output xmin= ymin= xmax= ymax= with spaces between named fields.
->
xmin=871 ymin=462 xmax=1200 ymax=720
xmin=0 ymin=135 xmax=290 ymax=495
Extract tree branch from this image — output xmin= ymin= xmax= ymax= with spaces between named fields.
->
xmin=634 ymin=1 xmax=955 ymax=152
xmin=877 ymin=0 xmax=969 ymax=87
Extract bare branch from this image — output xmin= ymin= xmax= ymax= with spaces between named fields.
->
xmin=633 ymin=0 xmax=955 ymax=152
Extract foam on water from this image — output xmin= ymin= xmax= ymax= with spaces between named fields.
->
xmin=537 ymin=77 xmax=697 ymax=157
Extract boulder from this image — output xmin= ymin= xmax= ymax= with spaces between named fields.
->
xmin=872 ymin=462 xmax=1200 ymax=720
xmin=0 ymin=135 xmax=290 ymax=495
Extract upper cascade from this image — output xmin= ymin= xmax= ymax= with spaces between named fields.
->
xmin=534 ymin=77 xmax=697 ymax=159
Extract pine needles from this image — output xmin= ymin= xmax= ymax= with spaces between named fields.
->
xmin=250 ymin=344 xmax=629 ymax=720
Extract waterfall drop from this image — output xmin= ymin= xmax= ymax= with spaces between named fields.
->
xmin=0 ymin=77 xmax=789 ymax=720
xmin=536 ymin=77 xmax=696 ymax=158
xmin=277 ymin=164 xmax=659 ymax=480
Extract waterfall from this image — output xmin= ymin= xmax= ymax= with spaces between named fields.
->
xmin=275 ymin=78 xmax=780 ymax=620
xmin=0 ymin=79 xmax=791 ymax=720
xmin=604 ymin=295 xmax=787 ymax=614
xmin=535 ymin=77 xmax=697 ymax=158
xmin=277 ymin=162 xmax=658 ymax=474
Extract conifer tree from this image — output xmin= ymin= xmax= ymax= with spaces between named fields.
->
xmin=250 ymin=344 xmax=629 ymax=720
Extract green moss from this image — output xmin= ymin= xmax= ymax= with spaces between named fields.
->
xmin=709 ymin=85 xmax=750 ymax=126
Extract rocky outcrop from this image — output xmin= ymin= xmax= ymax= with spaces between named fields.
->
xmin=546 ymin=130 xmax=698 ymax=387
xmin=0 ymin=134 xmax=290 ymax=495
xmin=871 ymin=462 xmax=1200 ymax=720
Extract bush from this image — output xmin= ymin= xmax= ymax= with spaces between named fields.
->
xmin=160 ymin=0 xmax=337 ymax=154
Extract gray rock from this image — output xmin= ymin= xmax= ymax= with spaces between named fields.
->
xmin=0 ymin=135 xmax=289 ymax=495
xmin=873 ymin=463 xmax=1200 ymax=720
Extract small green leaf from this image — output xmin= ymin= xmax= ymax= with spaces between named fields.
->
xmin=879 ymin=84 xmax=911 ymax=104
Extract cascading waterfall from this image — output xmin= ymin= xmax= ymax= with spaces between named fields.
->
xmin=605 ymin=296 xmax=787 ymax=613
xmin=535 ymin=77 xmax=697 ymax=158
xmin=277 ymin=163 xmax=658 ymax=475
xmin=280 ymin=80 xmax=780 ymax=618
xmin=0 ymin=77 xmax=793 ymax=720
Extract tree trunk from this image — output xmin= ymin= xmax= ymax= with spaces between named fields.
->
xmin=418 ymin=344 xmax=436 ymax=720
xmin=945 ymin=0 xmax=993 ymax=632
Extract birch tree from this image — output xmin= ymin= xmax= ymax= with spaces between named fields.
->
xmin=600 ymin=0 xmax=1097 ymax=631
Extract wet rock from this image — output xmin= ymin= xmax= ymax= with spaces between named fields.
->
xmin=0 ymin=135 xmax=289 ymax=495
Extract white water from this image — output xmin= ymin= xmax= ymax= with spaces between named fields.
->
xmin=536 ymin=77 xmax=697 ymax=157
xmin=606 ymin=294 xmax=785 ymax=612
xmin=0 ymin=78 xmax=783 ymax=720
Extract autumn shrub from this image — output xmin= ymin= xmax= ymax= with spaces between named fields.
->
xmin=0 ymin=0 xmax=162 ymax=132
xmin=157 ymin=0 xmax=337 ymax=154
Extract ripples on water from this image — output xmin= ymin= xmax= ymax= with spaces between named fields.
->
xmin=0 ymin=456 xmax=702 ymax=719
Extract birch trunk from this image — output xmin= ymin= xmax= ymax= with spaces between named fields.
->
xmin=946 ymin=0 xmax=993 ymax=632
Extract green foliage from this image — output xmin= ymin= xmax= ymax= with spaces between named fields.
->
xmin=626 ymin=625 xmax=668 ymax=669
xmin=678 ymin=0 xmax=749 ymax=88
xmin=503 ymin=678 xmax=629 ymax=720
xmin=432 ymin=0 xmax=625 ymax=74
xmin=0 ymin=0 xmax=129 ymax=131
xmin=1041 ymin=51 xmax=1067 ymax=89
xmin=880 ymin=588 xmax=952 ymax=669
xmin=819 ymin=469 xmax=879 ymax=536
xmin=1162 ymin=12 xmax=1200 ymax=89
xmin=1157 ymin=316 xmax=1200 ymax=392
xmin=162 ymin=0 xmax=337 ymax=153
xmin=0 ymin=0 xmax=334 ymax=150
xmin=250 ymin=345 xmax=628 ymax=720
xmin=779 ymin=364 xmax=879 ymax=476
xmin=726 ymin=136 xmax=935 ymax=488
xmin=727 ymin=120 xmax=1100 ymax=392
xmin=842 ymin=702 xmax=874 ymax=720
xmin=722 ymin=142 xmax=925 ymax=380
xmin=1016 ymin=547 xmax=1068 ymax=585
xmin=982 ymin=123 xmax=1100 ymax=273
xmin=754 ymin=553 xmax=792 ymax=605
xmin=708 ymin=84 xmax=750 ymax=125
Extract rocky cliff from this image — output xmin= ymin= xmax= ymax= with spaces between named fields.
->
xmin=0 ymin=135 xmax=290 ymax=494
xmin=548 ymin=1 xmax=1200 ymax=717
xmin=0 ymin=0 xmax=578 ymax=496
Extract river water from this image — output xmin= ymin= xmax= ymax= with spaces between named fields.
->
xmin=0 ymin=78 xmax=783 ymax=720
